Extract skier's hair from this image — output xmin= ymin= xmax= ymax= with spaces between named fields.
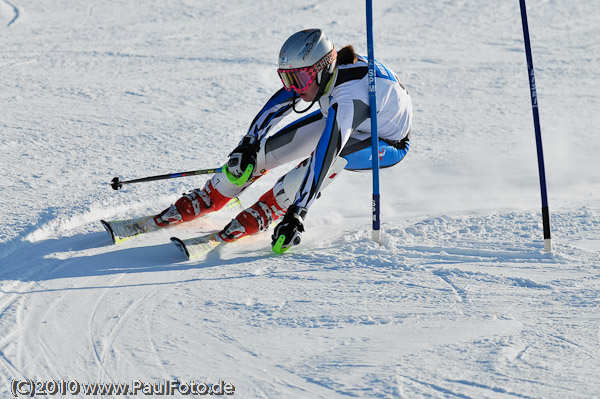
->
xmin=337 ymin=45 xmax=357 ymax=65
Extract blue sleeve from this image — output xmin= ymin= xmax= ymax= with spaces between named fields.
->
xmin=247 ymin=88 xmax=295 ymax=141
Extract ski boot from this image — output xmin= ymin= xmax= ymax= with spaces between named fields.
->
xmin=155 ymin=181 xmax=232 ymax=226
xmin=217 ymin=188 xmax=286 ymax=242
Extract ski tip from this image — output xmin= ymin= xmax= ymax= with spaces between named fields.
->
xmin=170 ymin=237 xmax=190 ymax=260
xmin=100 ymin=220 xmax=117 ymax=244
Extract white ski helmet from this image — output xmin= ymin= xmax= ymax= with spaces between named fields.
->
xmin=277 ymin=29 xmax=337 ymax=94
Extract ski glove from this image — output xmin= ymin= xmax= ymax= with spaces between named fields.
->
xmin=272 ymin=205 xmax=307 ymax=254
xmin=225 ymin=135 xmax=260 ymax=186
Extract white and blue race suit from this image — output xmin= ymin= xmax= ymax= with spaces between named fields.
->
xmin=211 ymin=54 xmax=412 ymax=216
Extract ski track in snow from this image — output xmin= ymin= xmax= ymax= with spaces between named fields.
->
xmin=89 ymin=273 xmax=127 ymax=382
xmin=1 ymin=0 xmax=600 ymax=397
xmin=1 ymin=0 xmax=19 ymax=27
xmin=2 ymin=211 xmax=600 ymax=398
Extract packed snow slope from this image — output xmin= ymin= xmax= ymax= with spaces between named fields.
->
xmin=1 ymin=0 xmax=599 ymax=397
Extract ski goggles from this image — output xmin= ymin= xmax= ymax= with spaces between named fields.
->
xmin=277 ymin=67 xmax=318 ymax=92
xmin=277 ymin=49 xmax=337 ymax=92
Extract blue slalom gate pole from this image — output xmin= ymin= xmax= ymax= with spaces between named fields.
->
xmin=519 ymin=0 xmax=552 ymax=252
xmin=366 ymin=0 xmax=381 ymax=243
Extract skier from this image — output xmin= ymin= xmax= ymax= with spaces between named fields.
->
xmin=155 ymin=28 xmax=412 ymax=252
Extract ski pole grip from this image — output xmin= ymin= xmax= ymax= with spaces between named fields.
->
xmin=223 ymin=164 xmax=254 ymax=187
xmin=272 ymin=235 xmax=289 ymax=254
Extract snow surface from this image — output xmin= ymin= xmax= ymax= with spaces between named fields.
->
xmin=1 ymin=0 xmax=600 ymax=397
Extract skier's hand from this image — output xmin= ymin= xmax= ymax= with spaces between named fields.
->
xmin=225 ymin=135 xmax=260 ymax=186
xmin=272 ymin=205 xmax=306 ymax=253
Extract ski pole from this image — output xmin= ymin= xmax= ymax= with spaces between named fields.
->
xmin=110 ymin=167 xmax=223 ymax=190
